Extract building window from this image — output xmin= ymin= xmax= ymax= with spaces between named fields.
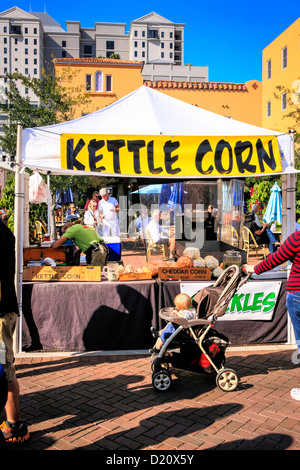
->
xmin=170 ymin=32 xmax=173 ymax=38
xmin=142 ymin=31 xmax=145 ymax=37
xmin=4 ymin=38 xmax=7 ymax=44
xmin=4 ymin=27 xmax=7 ymax=33
xmin=25 ymin=48 xmax=28 ymax=55
xmin=134 ymin=51 xmax=137 ymax=57
xmin=266 ymin=101 xmax=271 ymax=118
xmin=34 ymin=49 xmax=37 ymax=55
xmin=25 ymin=38 xmax=28 ymax=44
xmin=134 ymin=41 xmax=138 ymax=47
xmin=142 ymin=42 xmax=145 ymax=48
xmin=282 ymin=46 xmax=287 ymax=69
xmin=161 ymin=52 xmax=164 ymax=58
xmin=34 ymin=28 xmax=37 ymax=34
xmin=34 ymin=39 xmax=37 ymax=45
xmin=62 ymin=40 xmax=66 ymax=47
xmin=14 ymin=38 xmax=18 ymax=45
xmin=95 ymin=71 xmax=103 ymax=92
xmin=4 ymin=47 xmax=7 ymax=54
xmin=161 ymin=32 xmax=164 ymax=38
xmin=11 ymin=25 xmax=21 ymax=35
xmin=25 ymin=87 xmax=28 ymax=94
xmin=161 ymin=42 xmax=164 ymax=48
xmin=25 ymin=68 xmax=28 ymax=74
xmin=25 ymin=27 xmax=28 ymax=34
xmin=106 ymin=41 xmax=114 ymax=50
xmin=134 ymin=30 xmax=137 ymax=37
xmin=83 ymin=45 xmax=93 ymax=57
xmin=170 ymin=43 xmax=173 ymax=49
xmin=25 ymin=58 xmax=28 ymax=64
xmin=281 ymin=92 xmax=287 ymax=110
xmin=34 ymin=69 xmax=37 ymax=75
xmin=267 ymin=59 xmax=271 ymax=79
xmin=106 ymin=75 xmax=112 ymax=92
xmin=170 ymin=53 xmax=173 ymax=59
xmin=34 ymin=59 xmax=37 ymax=64
xmin=85 ymin=74 xmax=92 ymax=91
xmin=62 ymin=50 xmax=66 ymax=57
xmin=4 ymin=58 xmax=7 ymax=64
xmin=142 ymin=51 xmax=145 ymax=58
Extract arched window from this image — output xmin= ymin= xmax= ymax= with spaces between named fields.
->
xmin=95 ymin=71 xmax=103 ymax=92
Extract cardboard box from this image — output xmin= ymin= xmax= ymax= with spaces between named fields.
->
xmin=158 ymin=266 xmax=211 ymax=281
xmin=118 ymin=272 xmax=152 ymax=281
xmin=23 ymin=266 xmax=101 ymax=282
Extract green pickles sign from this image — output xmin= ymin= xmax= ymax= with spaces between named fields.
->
xmin=181 ymin=281 xmax=282 ymax=321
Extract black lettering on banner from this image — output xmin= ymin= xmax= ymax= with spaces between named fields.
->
xmin=164 ymin=140 xmax=181 ymax=175
xmin=195 ymin=139 xmax=213 ymax=174
xmin=256 ymin=139 xmax=277 ymax=172
xmin=234 ymin=140 xmax=256 ymax=174
xmin=88 ymin=139 xmax=105 ymax=172
xmin=107 ymin=140 xmax=126 ymax=174
xmin=147 ymin=140 xmax=163 ymax=174
xmin=215 ymin=139 xmax=233 ymax=174
xmin=66 ymin=138 xmax=86 ymax=171
xmin=127 ymin=140 xmax=146 ymax=174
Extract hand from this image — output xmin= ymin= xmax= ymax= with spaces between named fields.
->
xmin=245 ymin=264 xmax=255 ymax=273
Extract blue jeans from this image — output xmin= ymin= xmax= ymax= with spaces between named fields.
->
xmin=286 ymin=292 xmax=300 ymax=352
xmin=266 ymin=227 xmax=277 ymax=253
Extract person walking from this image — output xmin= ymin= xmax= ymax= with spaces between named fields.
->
xmin=0 ymin=219 xmax=30 ymax=444
xmin=247 ymin=230 xmax=300 ymax=401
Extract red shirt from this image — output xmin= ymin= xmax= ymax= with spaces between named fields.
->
xmin=254 ymin=231 xmax=300 ymax=292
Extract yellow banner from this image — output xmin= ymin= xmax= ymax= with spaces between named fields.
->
xmin=60 ymin=134 xmax=282 ymax=177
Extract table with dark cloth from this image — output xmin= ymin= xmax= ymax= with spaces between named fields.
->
xmin=22 ymin=278 xmax=288 ymax=352
xmin=22 ymin=280 xmax=158 ymax=351
xmin=157 ymin=280 xmax=288 ymax=345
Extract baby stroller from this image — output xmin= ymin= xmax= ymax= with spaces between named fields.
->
xmin=151 ymin=265 xmax=250 ymax=392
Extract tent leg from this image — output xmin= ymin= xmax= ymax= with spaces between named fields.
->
xmin=14 ymin=123 xmax=24 ymax=354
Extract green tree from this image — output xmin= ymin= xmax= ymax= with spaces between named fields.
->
xmin=0 ymin=69 xmax=115 ymax=229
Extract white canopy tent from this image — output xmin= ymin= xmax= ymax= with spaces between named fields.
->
xmin=1 ymin=85 xmax=297 ymax=352
xmin=21 ymin=85 xmax=295 ymax=177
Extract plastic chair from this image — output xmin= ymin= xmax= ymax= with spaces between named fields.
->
xmin=231 ymin=227 xmax=239 ymax=248
xmin=34 ymin=220 xmax=47 ymax=244
xmin=145 ymin=228 xmax=168 ymax=261
xmin=242 ymin=226 xmax=267 ymax=260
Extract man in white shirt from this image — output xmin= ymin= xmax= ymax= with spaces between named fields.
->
xmin=98 ymin=188 xmax=120 ymax=237
xmin=146 ymin=209 xmax=175 ymax=258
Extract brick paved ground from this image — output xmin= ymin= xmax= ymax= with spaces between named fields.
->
xmin=1 ymin=346 xmax=300 ymax=451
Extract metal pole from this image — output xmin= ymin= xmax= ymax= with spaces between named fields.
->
xmin=287 ymin=130 xmax=296 ymax=346
xmin=14 ymin=123 xmax=24 ymax=353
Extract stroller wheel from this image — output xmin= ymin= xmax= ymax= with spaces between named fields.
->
xmin=152 ymin=370 xmax=172 ymax=391
xmin=151 ymin=357 xmax=169 ymax=372
xmin=216 ymin=368 xmax=239 ymax=392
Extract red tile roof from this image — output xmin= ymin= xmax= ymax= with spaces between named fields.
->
xmin=54 ymin=58 xmax=144 ymax=66
xmin=144 ymin=80 xmax=248 ymax=91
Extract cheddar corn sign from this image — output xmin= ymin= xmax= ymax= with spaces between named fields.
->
xmin=61 ymin=134 xmax=282 ymax=177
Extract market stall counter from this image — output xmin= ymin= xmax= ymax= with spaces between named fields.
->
xmin=22 ymin=279 xmax=157 ymax=351
xmin=22 ymin=274 xmax=288 ymax=352
xmin=156 ymin=277 xmax=288 ymax=345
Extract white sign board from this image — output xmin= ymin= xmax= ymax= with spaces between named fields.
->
xmin=181 ymin=281 xmax=282 ymax=321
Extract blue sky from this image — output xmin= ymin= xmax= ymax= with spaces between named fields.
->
xmin=2 ymin=1 xmax=299 ymax=83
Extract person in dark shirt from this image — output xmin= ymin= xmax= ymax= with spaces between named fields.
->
xmin=247 ymin=231 xmax=300 ymax=401
xmin=0 ymin=219 xmax=29 ymax=443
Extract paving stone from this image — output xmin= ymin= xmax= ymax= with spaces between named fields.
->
xmin=1 ymin=347 xmax=299 ymax=451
